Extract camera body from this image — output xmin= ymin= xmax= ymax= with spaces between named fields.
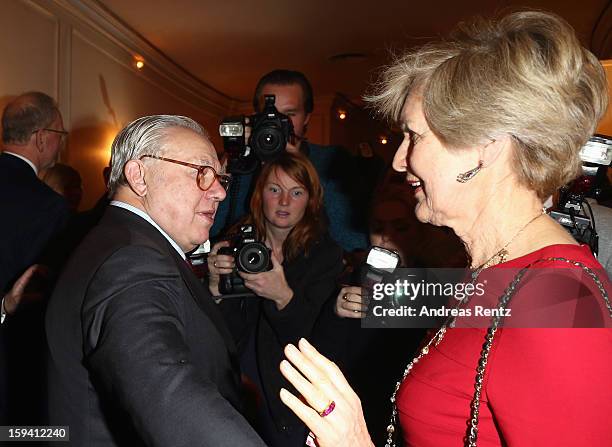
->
xmin=550 ymin=134 xmax=612 ymax=255
xmin=219 ymin=95 xmax=294 ymax=174
xmin=218 ymin=225 xmax=272 ymax=295
xmin=355 ymin=246 xmax=402 ymax=314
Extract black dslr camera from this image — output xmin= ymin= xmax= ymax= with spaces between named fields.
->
xmin=218 ymin=225 xmax=272 ymax=295
xmin=219 ymin=95 xmax=294 ymax=174
xmin=550 ymin=134 xmax=612 ymax=255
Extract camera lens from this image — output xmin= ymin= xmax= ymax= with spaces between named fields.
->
xmin=238 ymin=243 xmax=270 ymax=273
xmin=262 ymin=132 xmax=277 ymax=147
xmin=252 ymin=125 xmax=285 ymax=161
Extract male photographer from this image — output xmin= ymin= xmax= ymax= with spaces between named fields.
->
xmin=211 ymin=69 xmax=371 ymax=253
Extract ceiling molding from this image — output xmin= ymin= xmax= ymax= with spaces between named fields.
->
xmin=46 ymin=0 xmax=238 ymax=116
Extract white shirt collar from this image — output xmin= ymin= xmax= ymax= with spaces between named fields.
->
xmin=110 ymin=200 xmax=186 ymax=260
xmin=3 ymin=151 xmax=38 ymax=175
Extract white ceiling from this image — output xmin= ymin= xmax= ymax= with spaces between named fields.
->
xmin=98 ymin=0 xmax=611 ymax=103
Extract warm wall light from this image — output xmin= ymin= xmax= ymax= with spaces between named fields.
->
xmin=338 ymin=110 xmax=347 ymax=120
xmin=134 ymin=56 xmax=145 ymax=70
xmin=380 ymin=136 xmax=388 ymax=145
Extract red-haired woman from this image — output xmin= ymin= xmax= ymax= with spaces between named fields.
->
xmin=207 ymin=151 xmax=344 ymax=447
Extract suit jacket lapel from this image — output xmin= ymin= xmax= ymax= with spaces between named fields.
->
xmin=105 ymin=207 xmax=239 ymax=358
xmin=174 ymin=255 xmax=238 ymax=358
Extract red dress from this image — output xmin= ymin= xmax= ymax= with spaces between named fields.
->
xmin=396 ymin=244 xmax=612 ymax=446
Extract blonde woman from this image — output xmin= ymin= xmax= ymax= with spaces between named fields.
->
xmin=279 ymin=11 xmax=612 ymax=447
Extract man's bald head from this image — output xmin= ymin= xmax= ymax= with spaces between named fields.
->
xmin=2 ymin=92 xmax=59 ymax=145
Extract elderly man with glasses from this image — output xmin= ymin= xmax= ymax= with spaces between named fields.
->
xmin=0 ymin=91 xmax=69 ymax=299
xmin=46 ymin=115 xmax=266 ymax=447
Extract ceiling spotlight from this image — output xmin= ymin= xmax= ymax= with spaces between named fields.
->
xmin=380 ymin=136 xmax=388 ymax=145
xmin=338 ymin=110 xmax=347 ymax=120
xmin=134 ymin=57 xmax=145 ymax=70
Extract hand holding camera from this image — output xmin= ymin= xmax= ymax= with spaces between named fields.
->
xmin=238 ymin=251 xmax=293 ymax=310
xmin=207 ymin=240 xmax=234 ymax=297
xmin=334 ymin=246 xmax=401 ymax=319
xmin=335 ymin=285 xmax=368 ymax=319
xmin=209 ymin=225 xmax=294 ymax=308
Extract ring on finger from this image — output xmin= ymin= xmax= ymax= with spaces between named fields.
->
xmin=318 ymin=400 xmax=336 ymax=417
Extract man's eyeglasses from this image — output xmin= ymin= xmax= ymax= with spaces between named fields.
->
xmin=32 ymin=128 xmax=69 ymax=139
xmin=139 ymin=155 xmax=232 ymax=192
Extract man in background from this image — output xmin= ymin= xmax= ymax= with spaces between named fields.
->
xmin=0 ymin=91 xmax=69 ymax=423
xmin=0 ymin=91 xmax=69 ymax=298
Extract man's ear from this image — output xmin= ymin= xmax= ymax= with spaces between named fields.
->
xmin=479 ymin=136 xmax=509 ymax=168
xmin=303 ymin=113 xmax=311 ymax=128
xmin=33 ymin=130 xmax=45 ymax=153
xmin=124 ymin=160 xmax=148 ymax=196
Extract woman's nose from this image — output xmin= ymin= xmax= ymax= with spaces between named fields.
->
xmin=279 ymin=192 xmax=290 ymax=206
xmin=392 ymin=136 xmax=410 ymax=172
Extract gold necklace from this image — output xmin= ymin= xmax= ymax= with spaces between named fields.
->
xmin=471 ymin=209 xmax=546 ymax=273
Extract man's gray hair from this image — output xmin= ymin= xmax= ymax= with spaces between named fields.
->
xmin=107 ymin=115 xmax=207 ymax=195
xmin=2 ymin=91 xmax=59 ymax=144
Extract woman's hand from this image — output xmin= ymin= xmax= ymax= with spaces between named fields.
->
xmin=207 ymin=241 xmax=235 ymax=296
xmin=279 ymin=338 xmax=373 ymax=447
xmin=239 ymin=252 xmax=293 ymax=310
xmin=335 ymin=286 xmax=367 ymax=318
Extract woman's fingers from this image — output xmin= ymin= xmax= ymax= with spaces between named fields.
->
xmin=208 ymin=253 xmax=235 ymax=274
xmin=343 ymin=285 xmax=363 ymax=295
xmin=340 ymin=296 xmax=367 ymax=312
xmin=280 ymin=341 xmax=372 ymax=447
xmin=284 ymin=343 xmax=329 ymax=388
xmin=210 ymin=240 xmax=230 ymax=255
xmin=337 ymin=287 xmax=367 ymax=317
xmin=279 ymin=388 xmax=327 ymax=438
xmin=284 ymin=341 xmax=355 ymax=405
xmin=297 ymin=339 xmax=357 ymax=399
xmin=280 ymin=360 xmax=331 ymax=414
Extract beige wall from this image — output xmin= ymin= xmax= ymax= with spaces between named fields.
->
xmin=0 ymin=1 xmax=58 ymax=110
xmin=596 ymin=60 xmax=612 ymax=136
xmin=0 ymin=0 xmax=230 ymax=210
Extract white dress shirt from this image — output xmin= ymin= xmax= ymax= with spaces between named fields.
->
xmin=109 ymin=200 xmax=187 ymax=260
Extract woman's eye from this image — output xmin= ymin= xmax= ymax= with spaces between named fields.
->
xmin=409 ymin=130 xmax=421 ymax=145
xmin=291 ymin=190 xmax=304 ymax=197
xmin=269 ymin=186 xmax=280 ymax=193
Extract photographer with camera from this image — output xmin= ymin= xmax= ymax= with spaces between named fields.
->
xmin=549 ymin=135 xmax=612 ymax=277
xmin=207 ymin=152 xmax=344 ymax=447
xmin=212 ymin=69 xmax=372 ymax=253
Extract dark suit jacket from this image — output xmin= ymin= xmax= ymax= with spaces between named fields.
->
xmin=0 ymin=152 xmax=69 ymax=292
xmin=0 ymin=152 xmax=68 ymax=423
xmin=46 ymin=206 xmax=265 ymax=447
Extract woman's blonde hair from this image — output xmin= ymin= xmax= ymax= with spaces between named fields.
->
xmin=366 ymin=10 xmax=608 ymax=199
